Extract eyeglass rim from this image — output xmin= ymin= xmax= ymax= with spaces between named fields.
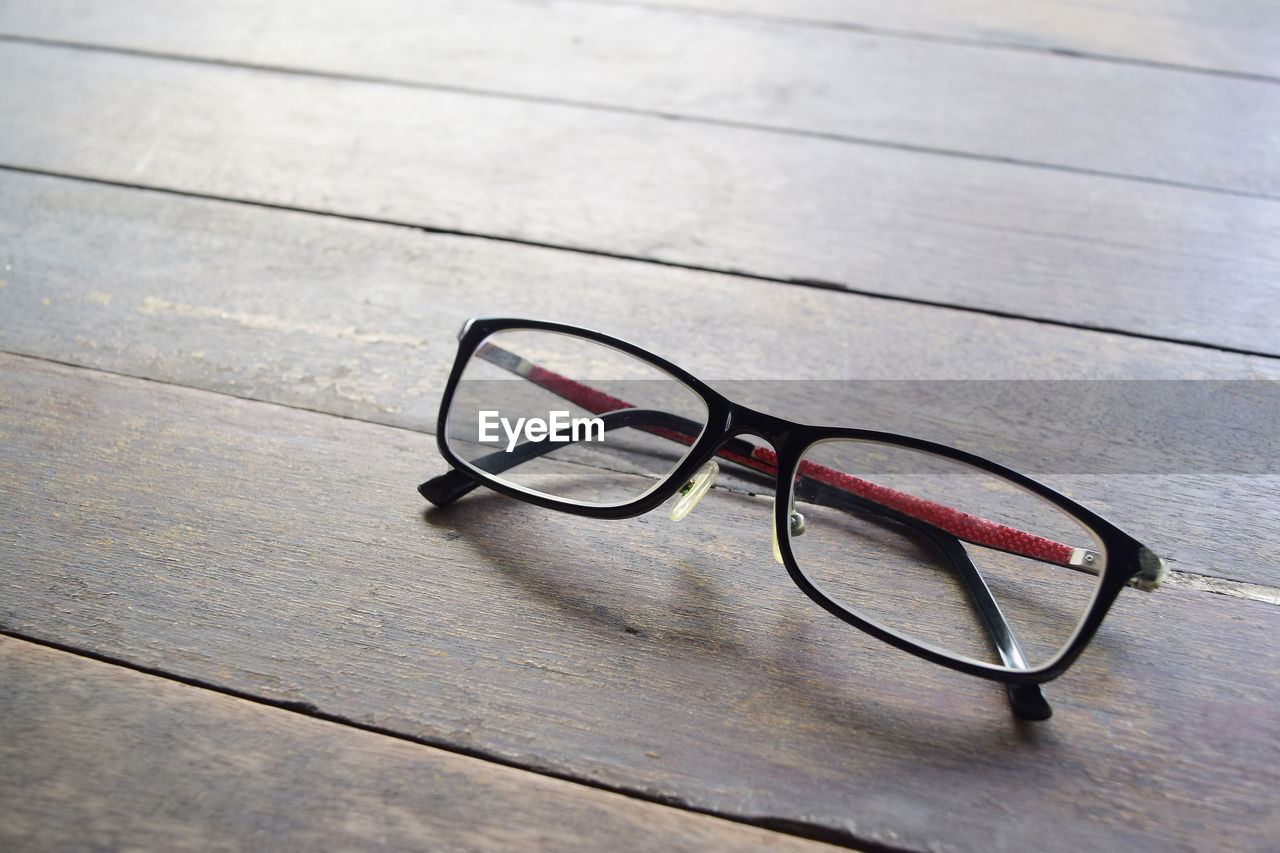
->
xmin=433 ymin=316 xmax=1155 ymax=685
xmin=440 ymin=321 xmax=717 ymax=512
xmin=775 ymin=436 xmax=1134 ymax=684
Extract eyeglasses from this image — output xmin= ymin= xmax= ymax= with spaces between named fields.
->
xmin=420 ymin=318 xmax=1165 ymax=720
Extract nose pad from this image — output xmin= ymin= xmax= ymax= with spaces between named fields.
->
xmin=771 ymin=507 xmax=807 ymax=564
xmin=669 ymin=461 xmax=720 ymax=521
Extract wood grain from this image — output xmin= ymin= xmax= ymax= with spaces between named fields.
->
xmin=593 ymin=0 xmax=1280 ymax=78
xmin=4 ymin=5 xmax=1276 ymax=852
xmin=0 ymin=636 xmax=839 ymax=852
xmin=3 ymin=0 xmax=1277 ymax=195
xmin=1 ymin=169 xmax=1277 ymax=586
xmin=1 ymin=45 xmax=1278 ymax=354
xmin=2 ymin=354 xmax=1277 ymax=852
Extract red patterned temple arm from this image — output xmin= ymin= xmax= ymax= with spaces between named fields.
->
xmin=475 ymin=343 xmax=1099 ymax=571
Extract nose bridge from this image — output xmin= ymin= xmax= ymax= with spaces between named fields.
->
xmin=722 ymin=400 xmax=794 ymax=450
xmin=719 ymin=402 xmax=807 ymax=568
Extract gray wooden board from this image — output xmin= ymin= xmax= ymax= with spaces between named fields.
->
xmin=2 ymin=170 xmax=1278 ymax=585
xmin=2 ymin=45 xmax=1279 ymax=355
xmin=0 ymin=637 xmax=843 ymax=852
xmin=590 ymin=0 xmax=1280 ymax=79
xmin=2 ymin=355 xmax=1278 ymax=852
xmin=3 ymin=0 xmax=1278 ymax=196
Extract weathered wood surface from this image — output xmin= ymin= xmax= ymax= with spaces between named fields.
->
xmin=3 ymin=3 xmax=1279 ymax=851
xmin=1 ymin=169 xmax=1277 ymax=588
xmin=2 ymin=44 xmax=1279 ymax=355
xmin=3 ymin=1 xmax=1278 ymax=196
xmin=2 ymin=354 xmax=1278 ymax=852
xmin=600 ymin=0 xmax=1280 ymax=78
xmin=0 ymin=636 xmax=839 ymax=852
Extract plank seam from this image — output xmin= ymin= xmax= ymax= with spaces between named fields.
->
xmin=3 ymin=346 xmax=1279 ymax=599
xmin=4 ymin=163 xmax=1278 ymax=361
xmin=0 ymin=628 xmax=904 ymax=852
xmin=568 ymin=0 xmax=1280 ymax=85
xmin=1161 ymin=571 xmax=1280 ymax=605
xmin=1 ymin=32 xmax=1277 ymax=203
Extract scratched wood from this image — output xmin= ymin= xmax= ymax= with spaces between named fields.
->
xmin=0 ymin=637 xmax=839 ymax=852
xmin=2 ymin=46 xmax=1279 ymax=355
xmin=3 ymin=1 xmax=1278 ymax=197
xmin=1 ymin=169 xmax=1277 ymax=588
xmin=597 ymin=0 xmax=1280 ymax=78
xmin=1 ymin=355 xmax=1278 ymax=852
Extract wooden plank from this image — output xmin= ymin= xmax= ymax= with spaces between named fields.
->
xmin=1 ymin=46 xmax=1278 ymax=355
xmin=1 ymin=169 xmax=1277 ymax=584
xmin=0 ymin=636 xmax=839 ymax=852
xmin=3 ymin=0 xmax=1278 ymax=196
xmin=1 ymin=354 xmax=1278 ymax=852
xmin=589 ymin=0 xmax=1280 ymax=79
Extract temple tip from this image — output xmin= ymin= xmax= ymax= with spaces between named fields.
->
xmin=419 ymin=468 xmax=479 ymax=506
xmin=1007 ymin=682 xmax=1052 ymax=721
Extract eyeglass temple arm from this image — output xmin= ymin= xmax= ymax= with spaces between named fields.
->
xmin=461 ymin=343 xmax=1109 ymax=576
xmin=421 ymin=408 xmax=1028 ymax=655
xmin=421 ymin=410 xmax=1052 ymax=718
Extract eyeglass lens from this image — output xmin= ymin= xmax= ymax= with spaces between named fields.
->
xmin=789 ymin=439 xmax=1106 ymax=670
xmin=444 ymin=329 xmax=710 ymax=506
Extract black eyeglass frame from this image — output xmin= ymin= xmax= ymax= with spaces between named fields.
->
xmin=426 ymin=317 xmax=1164 ymax=718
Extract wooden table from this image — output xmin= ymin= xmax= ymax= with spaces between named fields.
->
xmin=2 ymin=3 xmax=1277 ymax=850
